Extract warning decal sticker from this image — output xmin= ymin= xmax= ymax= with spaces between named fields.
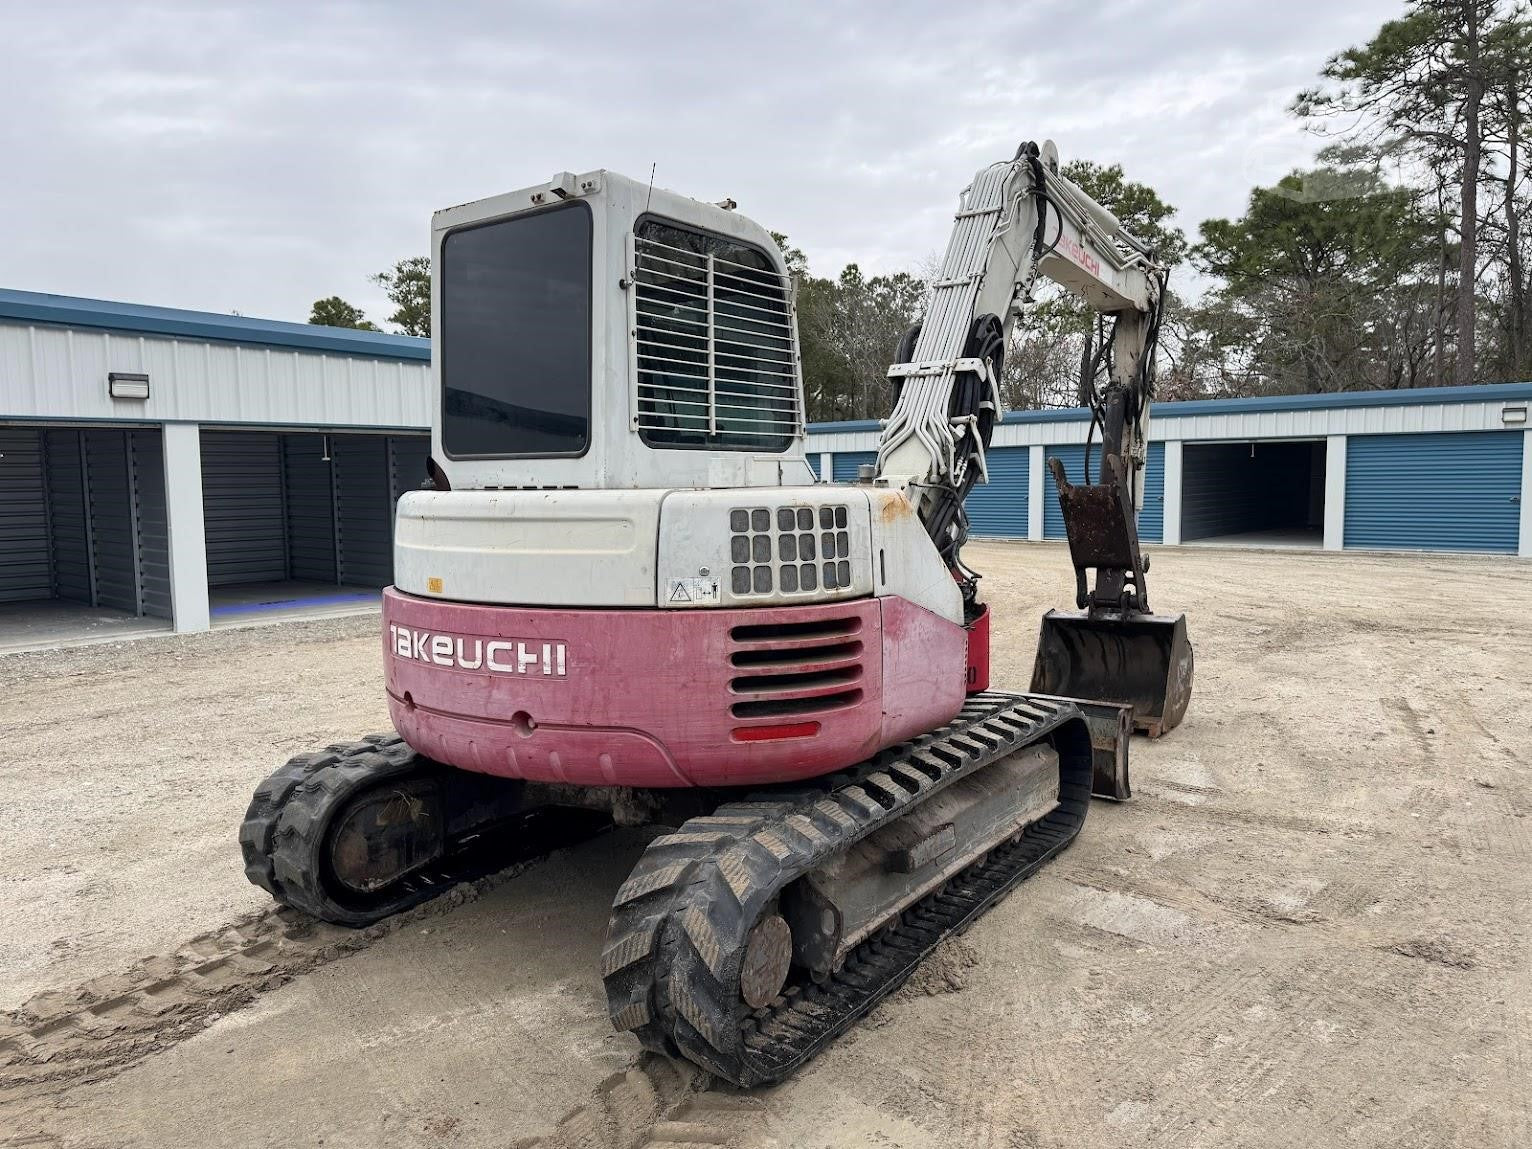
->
xmin=665 ymin=576 xmax=721 ymax=606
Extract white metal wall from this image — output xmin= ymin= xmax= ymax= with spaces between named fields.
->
xmin=0 ymin=322 xmax=430 ymax=430
xmin=807 ymin=399 xmax=1522 ymax=457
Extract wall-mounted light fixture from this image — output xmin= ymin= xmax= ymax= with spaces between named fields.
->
xmin=1503 ymin=405 xmax=1528 ymax=425
xmin=108 ymin=372 xmax=150 ymax=400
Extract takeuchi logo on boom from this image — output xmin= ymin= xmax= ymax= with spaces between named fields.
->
xmin=389 ymin=624 xmax=568 ymax=676
xmin=1056 ymin=235 xmax=1101 ymax=278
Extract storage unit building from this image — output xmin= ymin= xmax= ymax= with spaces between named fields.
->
xmin=0 ymin=289 xmax=431 ymax=639
xmin=807 ymin=384 xmax=1532 ymax=558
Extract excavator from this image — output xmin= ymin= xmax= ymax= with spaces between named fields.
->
xmin=239 ymin=140 xmax=1193 ymax=1087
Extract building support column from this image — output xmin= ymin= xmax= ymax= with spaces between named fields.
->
xmin=1323 ymin=434 xmax=1347 ymax=552
xmin=818 ymin=452 xmax=832 ymax=483
xmin=1161 ymin=440 xmax=1183 ymax=545
xmin=1519 ymin=428 xmax=1532 ymax=558
xmin=161 ymin=422 xmax=210 ymax=633
xmin=1027 ymin=445 xmax=1044 ymax=541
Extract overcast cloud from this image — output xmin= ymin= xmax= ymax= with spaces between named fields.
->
xmin=3 ymin=0 xmax=1403 ymax=327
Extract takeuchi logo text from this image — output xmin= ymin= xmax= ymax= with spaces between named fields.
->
xmin=389 ymin=625 xmax=568 ymax=676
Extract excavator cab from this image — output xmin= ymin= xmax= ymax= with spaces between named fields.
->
xmin=1030 ymin=451 xmax=1193 ymax=742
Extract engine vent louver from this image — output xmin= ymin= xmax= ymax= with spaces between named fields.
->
xmin=729 ymin=504 xmax=852 ymax=598
xmin=728 ymin=615 xmax=865 ymax=723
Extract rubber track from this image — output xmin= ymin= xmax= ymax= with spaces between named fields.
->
xmin=601 ymin=692 xmax=1094 ymax=1087
xmin=239 ymin=734 xmax=410 ymax=899
xmin=239 ymin=734 xmax=586 ymax=928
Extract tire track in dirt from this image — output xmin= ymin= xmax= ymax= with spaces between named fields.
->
xmin=514 ymin=1055 xmax=775 ymax=1149
xmin=0 ymin=860 xmax=550 ymax=1123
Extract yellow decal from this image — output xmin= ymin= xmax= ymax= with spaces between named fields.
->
xmin=427 ymin=577 xmax=444 ymax=594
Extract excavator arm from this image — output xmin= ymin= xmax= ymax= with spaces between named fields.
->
xmin=877 ymin=139 xmax=1191 ymax=744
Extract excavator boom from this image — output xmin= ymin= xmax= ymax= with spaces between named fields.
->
xmin=875 ymin=139 xmax=1193 ymax=740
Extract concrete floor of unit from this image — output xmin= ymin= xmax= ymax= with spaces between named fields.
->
xmin=0 ymin=598 xmax=170 ymax=655
xmin=2 ymin=542 xmax=1529 ymax=1148
xmin=1183 ymin=526 xmax=1324 ymax=549
xmin=209 ymin=580 xmax=381 ymax=628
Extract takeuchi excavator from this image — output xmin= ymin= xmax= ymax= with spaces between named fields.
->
xmin=240 ymin=140 xmax=1193 ymax=1086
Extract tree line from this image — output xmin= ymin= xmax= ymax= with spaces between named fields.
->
xmin=311 ymin=1 xmax=1532 ymax=422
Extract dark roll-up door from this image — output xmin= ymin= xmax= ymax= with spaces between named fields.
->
xmin=1345 ymin=430 xmax=1523 ymax=553
xmin=0 ymin=428 xmax=50 ymax=603
xmin=131 ymin=431 xmax=171 ymax=620
xmin=965 ymin=446 xmax=1029 ymax=537
xmin=201 ymin=432 xmax=287 ymax=586
xmin=831 ymin=452 xmax=877 ymax=483
xmin=333 ymin=436 xmax=393 ymax=587
xmin=389 ymin=436 xmax=430 ymax=505
xmin=44 ymin=430 xmax=92 ymax=604
xmin=0 ymin=428 xmax=51 ymax=602
xmin=283 ymin=434 xmax=336 ymax=583
xmin=85 ymin=430 xmax=139 ymax=613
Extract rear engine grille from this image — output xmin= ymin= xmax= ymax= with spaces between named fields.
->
xmin=728 ymin=615 xmax=865 ymax=722
xmin=731 ymin=667 xmax=862 ymax=695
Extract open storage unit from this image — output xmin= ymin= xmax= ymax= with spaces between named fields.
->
xmin=199 ymin=429 xmax=430 ymax=621
xmin=1182 ymin=440 xmax=1325 ymax=547
xmin=0 ymin=425 xmax=172 ymax=648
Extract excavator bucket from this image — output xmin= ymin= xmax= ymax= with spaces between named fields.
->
xmin=1031 ymin=609 xmax=1194 ymax=739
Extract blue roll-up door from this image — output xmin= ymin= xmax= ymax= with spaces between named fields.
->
xmin=1139 ymin=442 xmax=1165 ymax=543
xmin=831 ymin=451 xmax=877 ymax=483
xmin=1345 ymin=430 xmax=1523 ymax=553
xmin=966 ymin=447 xmax=1029 ymax=537
xmin=1043 ymin=445 xmax=1087 ymax=539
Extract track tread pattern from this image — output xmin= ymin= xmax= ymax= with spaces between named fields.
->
xmin=601 ymin=692 xmax=1094 ymax=1087
xmin=239 ymin=734 xmax=556 ymax=928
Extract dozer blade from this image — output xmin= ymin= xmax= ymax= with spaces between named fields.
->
xmin=1031 ymin=609 xmax=1194 ymax=738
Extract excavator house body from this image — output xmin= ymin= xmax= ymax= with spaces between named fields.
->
xmin=383 ymin=586 xmax=969 ymax=789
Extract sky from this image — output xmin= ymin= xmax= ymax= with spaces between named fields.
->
xmin=2 ymin=0 xmax=1406 ymax=329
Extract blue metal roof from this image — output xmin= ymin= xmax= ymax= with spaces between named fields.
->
xmin=807 ymin=381 xmax=1532 ymax=434
xmin=0 ymin=288 xmax=430 ymax=362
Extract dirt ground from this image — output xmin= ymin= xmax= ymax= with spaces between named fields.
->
xmin=2 ymin=542 xmax=1529 ymax=1148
